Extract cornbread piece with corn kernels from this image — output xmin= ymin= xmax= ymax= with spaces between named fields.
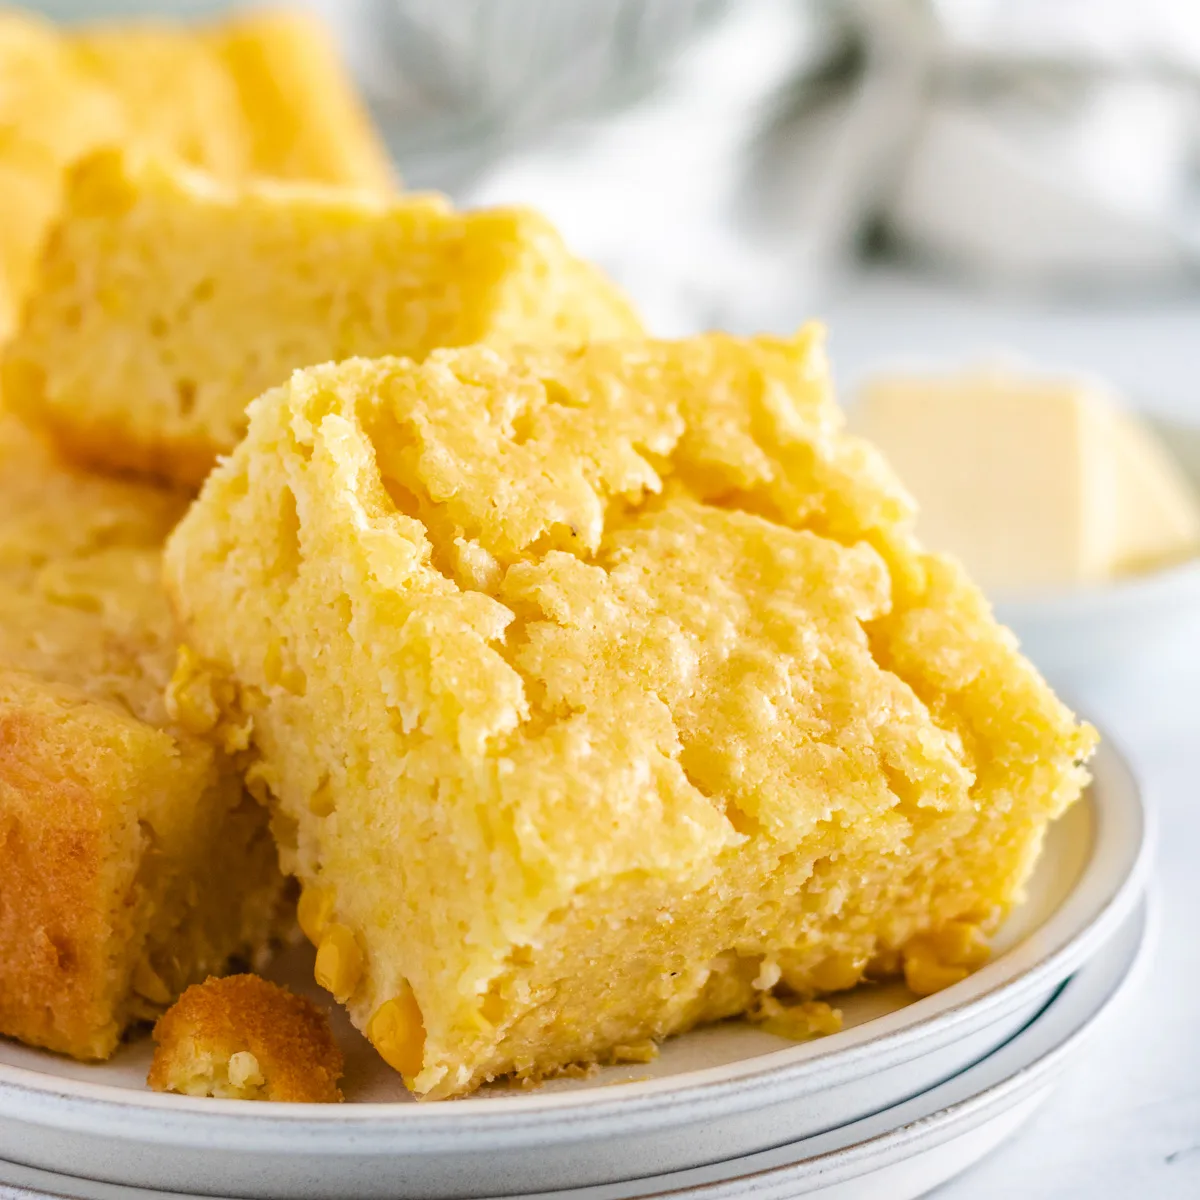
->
xmin=0 ymin=413 xmax=286 ymax=1060
xmin=164 ymin=328 xmax=1095 ymax=1099
xmin=0 ymin=8 xmax=391 ymax=344
xmin=3 ymin=149 xmax=640 ymax=488
xmin=149 ymin=975 xmax=343 ymax=1102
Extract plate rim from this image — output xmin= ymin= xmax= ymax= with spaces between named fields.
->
xmin=0 ymin=894 xmax=1154 ymax=1200
xmin=0 ymin=733 xmax=1149 ymax=1148
xmin=580 ymin=890 xmax=1154 ymax=1199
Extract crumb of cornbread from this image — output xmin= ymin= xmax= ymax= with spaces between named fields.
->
xmin=148 ymin=975 xmax=343 ymax=1102
xmin=0 ymin=412 xmax=286 ymax=1060
xmin=751 ymin=998 xmax=843 ymax=1041
xmin=0 ymin=6 xmax=391 ymax=344
xmin=163 ymin=327 xmax=1096 ymax=1099
xmin=3 ymin=149 xmax=641 ymax=488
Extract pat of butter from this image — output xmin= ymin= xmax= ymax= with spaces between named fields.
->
xmin=852 ymin=370 xmax=1200 ymax=595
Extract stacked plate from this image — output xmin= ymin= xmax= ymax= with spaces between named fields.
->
xmin=0 ymin=734 xmax=1150 ymax=1200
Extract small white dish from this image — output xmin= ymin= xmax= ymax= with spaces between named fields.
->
xmin=996 ymin=554 xmax=1200 ymax=682
xmin=0 ymin=896 xmax=1152 ymax=1200
xmin=0 ymin=737 xmax=1148 ymax=1199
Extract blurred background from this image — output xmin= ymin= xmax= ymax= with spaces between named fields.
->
xmin=26 ymin=0 xmax=1200 ymax=338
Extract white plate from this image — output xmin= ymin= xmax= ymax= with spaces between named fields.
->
xmin=531 ymin=891 xmax=1155 ymax=1199
xmin=0 ymin=738 xmax=1148 ymax=1199
xmin=0 ymin=896 xmax=1152 ymax=1200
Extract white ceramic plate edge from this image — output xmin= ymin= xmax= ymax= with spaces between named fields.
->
xmin=534 ymin=890 xmax=1155 ymax=1199
xmin=0 ymin=894 xmax=1153 ymax=1200
xmin=0 ymin=735 xmax=1149 ymax=1155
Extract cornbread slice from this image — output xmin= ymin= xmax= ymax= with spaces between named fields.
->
xmin=68 ymin=9 xmax=394 ymax=192
xmin=149 ymin=975 xmax=343 ymax=1102
xmin=0 ymin=6 xmax=391 ymax=342
xmin=4 ymin=150 xmax=642 ymax=488
xmin=0 ymin=413 xmax=286 ymax=1060
xmin=164 ymin=328 xmax=1095 ymax=1099
xmin=0 ymin=11 xmax=123 ymax=338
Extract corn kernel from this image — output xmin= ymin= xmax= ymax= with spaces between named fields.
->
xmin=368 ymin=984 xmax=425 ymax=1081
xmin=297 ymin=885 xmax=335 ymax=945
xmin=263 ymin=640 xmax=306 ymax=694
xmin=227 ymin=1051 xmax=264 ymax=1090
xmin=904 ymin=955 xmax=970 ymax=997
xmin=308 ymin=779 xmax=335 ymax=817
xmin=166 ymin=645 xmax=221 ymax=734
xmin=930 ymin=920 xmax=991 ymax=968
xmin=808 ymin=952 xmax=868 ymax=993
xmin=479 ymin=988 xmax=508 ymax=1027
xmin=314 ymin=924 xmax=363 ymax=1001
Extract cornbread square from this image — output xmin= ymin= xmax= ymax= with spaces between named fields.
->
xmin=0 ymin=11 xmax=123 ymax=338
xmin=68 ymin=9 xmax=395 ymax=193
xmin=4 ymin=150 xmax=642 ymax=488
xmin=0 ymin=414 xmax=286 ymax=1060
xmin=0 ymin=7 xmax=391 ymax=341
xmin=164 ymin=329 xmax=1094 ymax=1099
xmin=149 ymin=975 xmax=343 ymax=1103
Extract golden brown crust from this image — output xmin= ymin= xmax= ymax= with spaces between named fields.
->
xmin=149 ymin=975 xmax=343 ymax=1102
xmin=0 ymin=673 xmax=162 ymax=1058
xmin=0 ymin=412 xmax=288 ymax=1060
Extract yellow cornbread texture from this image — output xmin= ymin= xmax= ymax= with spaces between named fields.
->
xmin=0 ymin=412 xmax=286 ymax=1060
xmin=67 ymin=9 xmax=394 ymax=193
xmin=0 ymin=6 xmax=392 ymax=341
xmin=148 ymin=974 xmax=343 ymax=1102
xmin=164 ymin=329 xmax=1095 ymax=1099
xmin=4 ymin=150 xmax=642 ymax=488
xmin=0 ymin=10 xmax=123 ymax=339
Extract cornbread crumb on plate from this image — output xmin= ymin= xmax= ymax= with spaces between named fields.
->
xmin=3 ymin=149 xmax=641 ymax=488
xmin=0 ymin=412 xmax=286 ymax=1061
xmin=149 ymin=975 xmax=343 ymax=1103
xmin=0 ymin=7 xmax=392 ymax=344
xmin=165 ymin=327 xmax=1095 ymax=1099
xmin=751 ymin=998 xmax=843 ymax=1042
